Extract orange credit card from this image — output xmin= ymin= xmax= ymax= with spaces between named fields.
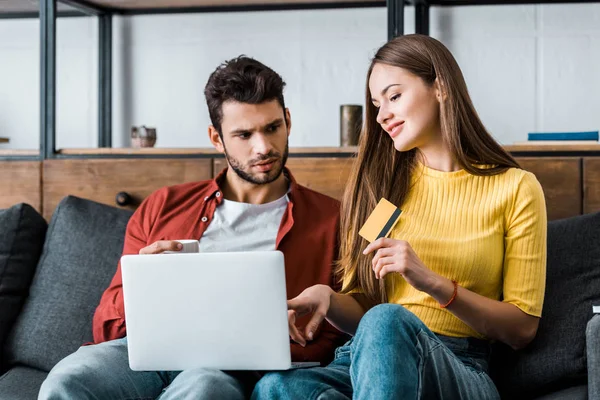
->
xmin=358 ymin=198 xmax=402 ymax=243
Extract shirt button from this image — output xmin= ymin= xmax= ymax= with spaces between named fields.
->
xmin=201 ymin=217 xmax=208 ymax=222
xmin=215 ymin=192 xmax=221 ymax=197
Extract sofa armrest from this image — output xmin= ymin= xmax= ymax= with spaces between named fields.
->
xmin=587 ymin=314 xmax=600 ymax=400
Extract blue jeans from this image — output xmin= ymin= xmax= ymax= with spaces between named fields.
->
xmin=252 ymin=304 xmax=501 ymax=400
xmin=38 ymin=337 xmax=260 ymax=400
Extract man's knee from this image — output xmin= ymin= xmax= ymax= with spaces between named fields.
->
xmin=39 ymin=340 xmax=129 ymax=400
xmin=39 ymin=354 xmax=96 ymax=399
xmin=184 ymin=368 xmax=236 ymax=389
xmin=166 ymin=368 xmax=244 ymax=399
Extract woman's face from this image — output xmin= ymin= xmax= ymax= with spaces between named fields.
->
xmin=369 ymin=63 xmax=442 ymax=152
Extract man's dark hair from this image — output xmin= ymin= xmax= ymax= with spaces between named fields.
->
xmin=204 ymin=56 xmax=287 ymax=135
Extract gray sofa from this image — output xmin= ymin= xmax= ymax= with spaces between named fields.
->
xmin=0 ymin=195 xmax=598 ymax=399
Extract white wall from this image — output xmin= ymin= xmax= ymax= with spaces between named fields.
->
xmin=0 ymin=16 xmax=98 ymax=150
xmin=0 ymin=19 xmax=40 ymax=150
xmin=0 ymin=4 xmax=599 ymax=150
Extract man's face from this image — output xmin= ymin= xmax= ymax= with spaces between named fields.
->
xmin=218 ymin=99 xmax=290 ymax=185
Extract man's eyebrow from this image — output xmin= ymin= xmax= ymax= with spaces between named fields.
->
xmin=230 ymin=118 xmax=285 ymax=135
xmin=230 ymin=127 xmax=252 ymax=135
xmin=262 ymin=118 xmax=285 ymax=130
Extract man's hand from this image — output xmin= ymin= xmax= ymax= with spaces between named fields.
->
xmin=139 ymin=240 xmax=183 ymax=254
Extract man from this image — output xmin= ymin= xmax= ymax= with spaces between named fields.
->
xmin=39 ymin=56 xmax=345 ymax=399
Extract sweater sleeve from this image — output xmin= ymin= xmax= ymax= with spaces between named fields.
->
xmin=502 ymin=171 xmax=547 ymax=317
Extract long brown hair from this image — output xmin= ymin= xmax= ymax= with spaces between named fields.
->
xmin=337 ymin=34 xmax=520 ymax=305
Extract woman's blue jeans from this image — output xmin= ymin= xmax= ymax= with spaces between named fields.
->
xmin=252 ymin=304 xmax=501 ymax=400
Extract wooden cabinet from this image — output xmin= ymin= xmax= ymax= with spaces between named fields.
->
xmin=0 ymin=154 xmax=588 ymax=222
xmin=515 ymin=157 xmax=581 ymax=221
xmin=42 ymin=159 xmax=212 ymax=220
xmin=213 ymin=157 xmax=356 ymax=201
xmin=214 ymin=156 xmax=582 ymax=219
xmin=286 ymin=157 xmax=356 ymax=201
xmin=583 ymin=158 xmax=600 ymax=215
xmin=0 ymin=161 xmax=42 ymax=213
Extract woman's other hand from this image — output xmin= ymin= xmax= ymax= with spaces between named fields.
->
xmin=287 ymin=284 xmax=334 ymax=347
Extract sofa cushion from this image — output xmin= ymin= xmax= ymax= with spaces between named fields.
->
xmin=533 ymin=385 xmax=588 ymax=400
xmin=3 ymin=196 xmax=133 ymax=372
xmin=0 ymin=366 xmax=48 ymax=400
xmin=0 ymin=204 xmax=47 ymax=369
xmin=491 ymin=212 xmax=600 ymax=398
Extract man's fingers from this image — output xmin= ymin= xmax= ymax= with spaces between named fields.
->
xmin=169 ymin=241 xmax=184 ymax=251
xmin=139 ymin=240 xmax=182 ymax=254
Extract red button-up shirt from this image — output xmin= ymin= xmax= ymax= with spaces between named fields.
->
xmin=92 ymin=168 xmax=346 ymax=363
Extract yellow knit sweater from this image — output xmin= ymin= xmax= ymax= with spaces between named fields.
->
xmin=359 ymin=162 xmax=547 ymax=339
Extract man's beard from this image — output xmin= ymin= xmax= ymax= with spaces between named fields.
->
xmin=224 ymin=142 xmax=289 ymax=185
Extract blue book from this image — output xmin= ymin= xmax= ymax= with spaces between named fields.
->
xmin=528 ymin=131 xmax=599 ymax=141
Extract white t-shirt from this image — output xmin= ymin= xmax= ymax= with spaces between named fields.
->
xmin=199 ymin=193 xmax=289 ymax=252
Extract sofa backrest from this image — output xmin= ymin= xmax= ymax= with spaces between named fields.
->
xmin=491 ymin=212 xmax=600 ymax=398
xmin=0 ymin=204 xmax=47 ymax=371
xmin=2 ymin=196 xmax=133 ymax=372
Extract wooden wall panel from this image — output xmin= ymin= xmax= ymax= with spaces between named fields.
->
xmin=34 ymin=156 xmax=584 ymax=222
xmin=43 ymin=159 xmax=212 ymax=220
xmin=516 ymin=157 xmax=581 ymax=221
xmin=0 ymin=161 xmax=42 ymax=213
xmin=583 ymin=158 xmax=600 ymax=215
xmin=214 ymin=156 xmax=583 ymax=220
xmin=213 ymin=157 xmax=356 ymax=201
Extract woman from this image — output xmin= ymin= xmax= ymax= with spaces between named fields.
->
xmin=252 ymin=34 xmax=546 ymax=399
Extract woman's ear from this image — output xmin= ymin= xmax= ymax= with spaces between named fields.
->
xmin=434 ymin=77 xmax=448 ymax=103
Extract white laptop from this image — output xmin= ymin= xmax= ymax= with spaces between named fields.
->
xmin=120 ymin=251 xmax=319 ymax=371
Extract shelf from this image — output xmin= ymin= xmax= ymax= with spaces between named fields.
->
xmin=0 ymin=149 xmax=40 ymax=156
xmin=62 ymin=0 xmax=600 ymax=15
xmin=505 ymin=143 xmax=600 ymax=153
xmin=428 ymin=0 xmax=600 ymax=5
xmin=81 ymin=0 xmax=384 ymax=13
xmin=0 ymin=138 xmax=9 ymax=144
xmin=52 ymin=143 xmax=600 ymax=157
xmin=56 ymin=143 xmax=600 ymax=155
xmin=57 ymin=146 xmax=359 ymax=155
xmin=2 ymin=0 xmax=592 ymax=17
xmin=0 ymin=0 xmax=86 ymax=18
